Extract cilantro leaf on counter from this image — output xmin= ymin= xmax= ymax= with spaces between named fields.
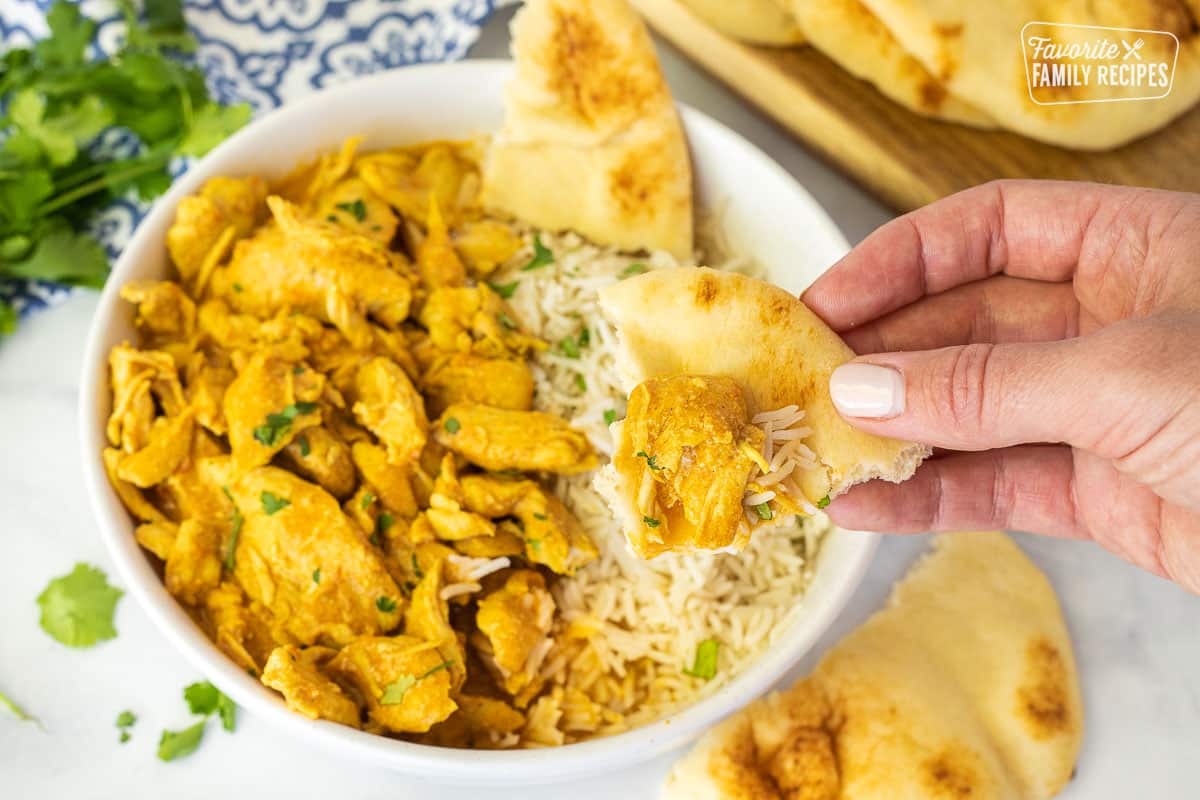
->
xmin=157 ymin=720 xmax=205 ymax=761
xmin=36 ymin=563 xmax=123 ymax=648
xmin=0 ymin=0 xmax=252 ymax=338
xmin=116 ymin=709 xmax=136 ymax=743
xmin=0 ymin=689 xmax=37 ymax=724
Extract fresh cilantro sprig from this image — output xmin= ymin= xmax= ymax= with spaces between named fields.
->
xmin=0 ymin=0 xmax=252 ymax=336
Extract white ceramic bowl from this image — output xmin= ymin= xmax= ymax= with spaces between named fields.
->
xmin=78 ymin=60 xmax=876 ymax=785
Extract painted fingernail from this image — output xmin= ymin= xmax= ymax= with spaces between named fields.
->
xmin=829 ymin=363 xmax=905 ymax=418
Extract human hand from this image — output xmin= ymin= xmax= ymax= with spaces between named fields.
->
xmin=802 ymin=180 xmax=1200 ymax=592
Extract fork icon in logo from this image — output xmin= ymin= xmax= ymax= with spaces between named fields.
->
xmin=1123 ymin=38 xmax=1145 ymax=60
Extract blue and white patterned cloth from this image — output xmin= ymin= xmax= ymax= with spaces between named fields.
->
xmin=0 ymin=0 xmax=514 ymax=319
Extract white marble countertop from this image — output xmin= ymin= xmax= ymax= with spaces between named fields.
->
xmin=3 ymin=10 xmax=1198 ymax=798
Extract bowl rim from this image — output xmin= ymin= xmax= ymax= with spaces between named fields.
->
xmin=77 ymin=59 xmax=877 ymax=785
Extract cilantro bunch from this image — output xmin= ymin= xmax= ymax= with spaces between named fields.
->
xmin=0 ymin=0 xmax=251 ymax=335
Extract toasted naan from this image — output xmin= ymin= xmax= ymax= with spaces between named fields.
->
xmin=790 ymin=0 xmax=992 ymax=126
xmin=663 ymin=532 xmax=1084 ymax=800
xmin=481 ymin=0 xmax=694 ymax=260
xmin=597 ymin=267 xmax=928 ymax=506
xmin=679 ymin=0 xmax=805 ymax=46
xmin=856 ymin=0 xmax=1200 ymax=148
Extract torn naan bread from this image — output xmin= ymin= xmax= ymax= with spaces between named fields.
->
xmin=856 ymin=0 xmax=1200 ymax=149
xmin=481 ymin=0 xmax=694 ymax=260
xmin=595 ymin=267 xmax=928 ymax=557
xmin=663 ymin=532 xmax=1084 ymax=800
xmin=679 ymin=0 xmax=806 ymax=46
xmin=790 ymin=0 xmax=992 ymax=126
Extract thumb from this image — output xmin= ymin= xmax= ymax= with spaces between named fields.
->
xmin=827 ymin=318 xmax=1191 ymax=454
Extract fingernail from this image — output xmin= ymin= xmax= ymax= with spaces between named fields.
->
xmin=830 ymin=363 xmax=905 ymax=418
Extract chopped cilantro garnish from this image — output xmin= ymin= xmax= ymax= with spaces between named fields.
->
xmin=411 ymin=554 xmax=424 ymax=579
xmin=116 ymin=710 xmax=136 ymax=729
xmin=526 ymin=538 xmax=542 ymax=552
xmin=574 ymin=373 xmax=587 ymax=392
xmin=753 ymin=502 xmax=774 ymax=521
xmin=496 ymin=311 xmax=518 ymax=330
xmin=619 ymin=262 xmax=649 ymax=279
xmin=361 ymin=492 xmax=375 ymax=510
xmin=487 ymin=280 xmax=519 ymax=299
xmin=296 ymin=435 xmax=310 ymax=457
xmin=335 ymin=198 xmax=367 ymax=221
xmin=521 ymin=234 xmax=554 ymax=270
xmin=376 ymin=596 xmax=397 ymax=613
xmin=419 ymin=659 xmax=454 ymax=680
xmin=312 ymin=568 xmax=321 ymax=585
xmin=643 ymin=516 xmax=661 ymax=529
xmin=36 ymin=563 xmax=122 ymax=648
xmin=443 ymin=417 xmax=461 ymax=434
xmin=326 ymin=214 xmax=339 ymax=222
xmin=532 ymin=512 xmax=548 ymax=521
xmin=683 ymin=639 xmax=720 ymax=680
xmin=559 ymin=329 xmax=589 ymax=358
xmin=260 ymin=491 xmax=290 ymax=515
xmin=252 ymin=401 xmax=319 ymax=447
xmin=379 ymin=675 xmax=415 ymax=705
xmin=603 ymin=409 xmax=618 ymax=426
xmin=636 ymin=451 xmax=663 ymax=471
xmin=232 ymin=282 xmax=243 ymax=293
xmin=157 ymin=721 xmax=206 ymax=762
xmin=817 ymin=495 xmax=831 ymax=509
xmin=292 ymin=365 xmax=304 ymax=375
xmin=377 ymin=513 xmax=395 ymax=536
xmin=221 ymin=486 xmax=243 ymax=572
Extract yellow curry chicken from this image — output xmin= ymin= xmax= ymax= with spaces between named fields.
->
xmin=103 ymin=137 xmax=607 ymax=747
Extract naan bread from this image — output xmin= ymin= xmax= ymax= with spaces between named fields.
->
xmin=856 ymin=0 xmax=1200 ymax=148
xmin=790 ymin=0 xmax=992 ymax=126
xmin=679 ymin=0 xmax=806 ymax=46
xmin=481 ymin=0 xmax=694 ymax=260
xmin=663 ymin=532 xmax=1084 ymax=800
xmin=597 ymin=267 xmax=929 ymax=506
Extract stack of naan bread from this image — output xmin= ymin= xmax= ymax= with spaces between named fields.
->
xmin=676 ymin=0 xmax=1200 ymax=149
xmin=663 ymin=532 xmax=1084 ymax=800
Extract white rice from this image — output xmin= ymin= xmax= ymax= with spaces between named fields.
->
xmin=489 ymin=227 xmax=828 ymax=738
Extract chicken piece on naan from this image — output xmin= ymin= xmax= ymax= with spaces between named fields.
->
xmin=663 ymin=532 xmax=1084 ymax=800
xmin=595 ymin=267 xmax=928 ymax=557
xmin=481 ymin=0 xmax=694 ymax=260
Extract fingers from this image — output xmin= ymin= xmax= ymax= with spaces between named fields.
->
xmin=824 ymin=446 xmax=1088 ymax=539
xmin=841 ymin=276 xmax=1080 ymax=355
xmin=802 ymin=180 xmax=1138 ymax=331
xmin=829 ymin=315 xmax=1200 ymax=465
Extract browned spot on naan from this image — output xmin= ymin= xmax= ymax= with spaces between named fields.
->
xmin=1017 ymin=637 xmax=1072 ymax=739
xmin=707 ymin=717 xmax=784 ymax=800
xmin=923 ymin=746 xmax=980 ymax=798
xmin=540 ymin=0 xmax=658 ymax=129
xmin=694 ymin=273 xmax=719 ymax=307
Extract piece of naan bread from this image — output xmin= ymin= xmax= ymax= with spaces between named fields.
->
xmin=855 ymin=0 xmax=1200 ymax=149
xmin=663 ymin=532 xmax=1085 ymax=800
xmin=679 ymin=0 xmax=806 ymax=46
xmin=481 ymin=0 xmax=694 ymax=260
xmin=596 ymin=267 xmax=928 ymax=542
xmin=790 ymin=0 xmax=992 ymax=126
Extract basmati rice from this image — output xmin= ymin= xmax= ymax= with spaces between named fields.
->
xmin=487 ymin=226 xmax=829 ymax=743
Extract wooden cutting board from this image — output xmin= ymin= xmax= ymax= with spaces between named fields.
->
xmin=632 ymin=0 xmax=1200 ymax=212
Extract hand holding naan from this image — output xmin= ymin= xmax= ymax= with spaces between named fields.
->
xmin=804 ymin=180 xmax=1200 ymax=592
